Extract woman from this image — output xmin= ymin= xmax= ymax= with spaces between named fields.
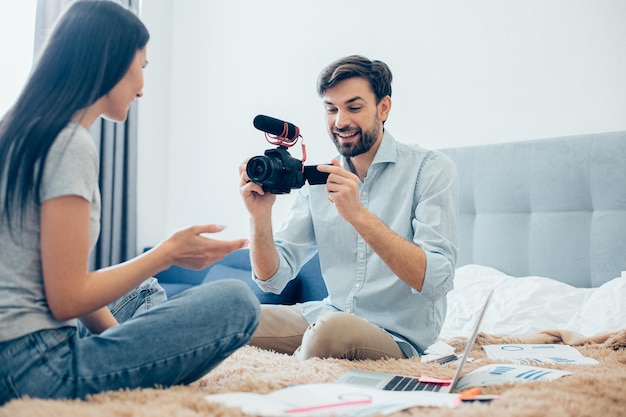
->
xmin=0 ymin=0 xmax=260 ymax=404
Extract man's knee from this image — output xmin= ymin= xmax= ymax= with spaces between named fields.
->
xmin=249 ymin=304 xmax=308 ymax=355
xmin=297 ymin=312 xmax=357 ymax=359
xmin=296 ymin=312 xmax=405 ymax=360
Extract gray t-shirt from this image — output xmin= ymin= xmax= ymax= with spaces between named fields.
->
xmin=0 ymin=122 xmax=101 ymax=343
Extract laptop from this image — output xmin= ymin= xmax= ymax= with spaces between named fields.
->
xmin=335 ymin=289 xmax=493 ymax=393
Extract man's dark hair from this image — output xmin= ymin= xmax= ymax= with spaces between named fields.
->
xmin=316 ymin=55 xmax=392 ymax=103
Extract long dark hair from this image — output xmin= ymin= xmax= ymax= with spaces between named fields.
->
xmin=0 ymin=0 xmax=149 ymax=227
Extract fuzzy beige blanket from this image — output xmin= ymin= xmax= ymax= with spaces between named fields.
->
xmin=2 ymin=329 xmax=626 ymax=417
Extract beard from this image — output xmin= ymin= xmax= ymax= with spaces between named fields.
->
xmin=330 ymin=116 xmax=381 ymax=158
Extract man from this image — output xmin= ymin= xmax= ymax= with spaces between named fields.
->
xmin=239 ymin=55 xmax=458 ymax=360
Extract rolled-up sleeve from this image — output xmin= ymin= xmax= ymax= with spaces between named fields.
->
xmin=411 ymin=151 xmax=459 ymax=300
xmin=252 ymin=188 xmax=319 ymax=294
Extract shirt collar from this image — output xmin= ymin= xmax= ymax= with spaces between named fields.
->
xmin=372 ymin=129 xmax=397 ymax=165
xmin=339 ymin=129 xmax=398 ymax=169
xmin=339 ymin=129 xmax=398 ymax=170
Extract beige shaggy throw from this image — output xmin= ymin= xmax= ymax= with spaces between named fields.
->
xmin=2 ymin=329 xmax=625 ymax=417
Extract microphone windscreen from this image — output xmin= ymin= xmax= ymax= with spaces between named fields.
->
xmin=253 ymin=115 xmax=299 ymax=140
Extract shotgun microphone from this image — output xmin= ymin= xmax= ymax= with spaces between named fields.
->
xmin=253 ymin=114 xmax=300 ymax=142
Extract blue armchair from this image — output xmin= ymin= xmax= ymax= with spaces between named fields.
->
xmin=153 ymin=248 xmax=328 ymax=304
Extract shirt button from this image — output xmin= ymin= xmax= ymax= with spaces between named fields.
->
xmin=362 ymin=191 xmax=368 ymax=197
xmin=358 ymin=252 xmax=365 ymax=259
xmin=355 ymin=283 xmax=361 ymax=288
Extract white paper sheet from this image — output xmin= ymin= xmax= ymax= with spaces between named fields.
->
xmin=482 ymin=344 xmax=599 ymax=365
xmin=455 ymin=364 xmax=572 ymax=391
xmin=421 ymin=341 xmax=457 ymax=363
xmin=205 ymin=383 xmax=460 ymax=417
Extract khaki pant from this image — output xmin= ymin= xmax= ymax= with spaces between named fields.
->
xmin=249 ymin=304 xmax=406 ymax=360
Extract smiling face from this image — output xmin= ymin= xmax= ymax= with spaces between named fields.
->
xmin=101 ymin=47 xmax=148 ymax=122
xmin=322 ymin=77 xmax=391 ymax=158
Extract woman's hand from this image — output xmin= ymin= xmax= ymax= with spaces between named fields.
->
xmin=158 ymin=224 xmax=248 ymax=270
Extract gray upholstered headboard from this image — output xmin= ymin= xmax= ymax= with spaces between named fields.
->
xmin=440 ymin=131 xmax=626 ymax=288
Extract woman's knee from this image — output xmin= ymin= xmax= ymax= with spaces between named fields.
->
xmin=223 ymin=280 xmax=261 ymax=321
xmin=192 ymin=279 xmax=261 ymax=331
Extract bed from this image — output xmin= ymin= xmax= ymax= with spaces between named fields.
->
xmin=443 ymin=130 xmax=626 ymax=287
xmin=438 ymin=131 xmax=626 ymax=340
xmin=3 ymin=131 xmax=626 ymax=417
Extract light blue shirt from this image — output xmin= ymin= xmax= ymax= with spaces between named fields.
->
xmin=254 ymin=130 xmax=458 ymax=356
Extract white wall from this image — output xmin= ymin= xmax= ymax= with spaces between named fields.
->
xmin=0 ymin=1 xmax=36 ymax=117
xmin=137 ymin=0 xmax=626 ymax=251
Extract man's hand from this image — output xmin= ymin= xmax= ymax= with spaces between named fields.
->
xmin=238 ymin=159 xmax=280 ymax=280
xmin=239 ymin=159 xmax=276 ymax=218
xmin=317 ymin=159 xmax=365 ymax=223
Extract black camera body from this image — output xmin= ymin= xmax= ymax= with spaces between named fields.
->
xmin=246 ymin=114 xmax=329 ymax=194
xmin=246 ymin=146 xmax=304 ymax=194
xmin=246 ymin=146 xmax=329 ymax=194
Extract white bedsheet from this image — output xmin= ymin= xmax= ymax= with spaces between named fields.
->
xmin=439 ymin=265 xmax=626 ymax=339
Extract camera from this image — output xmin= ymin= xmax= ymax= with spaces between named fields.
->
xmin=246 ymin=146 xmax=329 ymax=194
xmin=246 ymin=115 xmax=329 ymax=194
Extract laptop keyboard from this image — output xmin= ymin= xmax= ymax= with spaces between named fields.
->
xmin=383 ymin=375 xmax=443 ymax=392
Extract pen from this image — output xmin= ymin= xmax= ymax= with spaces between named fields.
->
xmin=438 ymin=355 xmax=459 ymax=365
xmin=284 ymin=398 xmax=373 ymax=413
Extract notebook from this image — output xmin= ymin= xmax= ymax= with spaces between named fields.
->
xmin=335 ymin=289 xmax=493 ymax=393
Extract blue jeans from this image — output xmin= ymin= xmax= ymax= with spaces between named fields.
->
xmin=0 ymin=278 xmax=260 ymax=404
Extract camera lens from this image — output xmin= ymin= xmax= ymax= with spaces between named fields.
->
xmin=246 ymin=156 xmax=280 ymax=183
xmin=245 ymin=147 xmax=305 ymax=194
